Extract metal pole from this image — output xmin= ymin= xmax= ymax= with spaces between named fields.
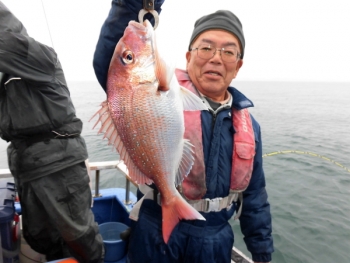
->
xmin=124 ymin=177 xmax=132 ymax=204
xmin=94 ymin=170 xmax=101 ymax=197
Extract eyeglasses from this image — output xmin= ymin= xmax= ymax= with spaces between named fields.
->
xmin=190 ymin=44 xmax=241 ymax=63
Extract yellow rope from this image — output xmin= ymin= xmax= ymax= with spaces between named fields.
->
xmin=262 ymin=150 xmax=350 ymax=173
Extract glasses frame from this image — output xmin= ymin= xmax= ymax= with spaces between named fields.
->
xmin=190 ymin=44 xmax=241 ymax=63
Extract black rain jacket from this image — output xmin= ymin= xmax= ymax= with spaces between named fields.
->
xmin=0 ymin=2 xmax=88 ymax=182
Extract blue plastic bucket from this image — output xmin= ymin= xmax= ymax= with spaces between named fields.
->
xmin=99 ymin=222 xmax=128 ymax=262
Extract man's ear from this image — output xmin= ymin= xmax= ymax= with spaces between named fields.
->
xmin=233 ymin=59 xmax=243 ymax=78
xmin=185 ymin=51 xmax=192 ymax=70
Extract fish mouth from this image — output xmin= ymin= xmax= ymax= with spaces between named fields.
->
xmin=142 ymin=19 xmax=153 ymax=30
xmin=143 ymin=20 xmax=154 ymax=40
xmin=129 ymin=20 xmax=146 ymax=29
xmin=128 ymin=20 xmax=153 ymax=39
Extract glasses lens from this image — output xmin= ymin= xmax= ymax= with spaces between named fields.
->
xmin=197 ymin=45 xmax=214 ymax=60
xmin=196 ymin=44 xmax=240 ymax=63
xmin=221 ymin=48 xmax=239 ymax=63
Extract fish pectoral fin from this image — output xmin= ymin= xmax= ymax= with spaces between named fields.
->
xmin=175 ymin=139 xmax=195 ymax=186
xmin=179 ymin=86 xmax=209 ymax=111
xmin=162 ymin=194 xmax=205 ymax=244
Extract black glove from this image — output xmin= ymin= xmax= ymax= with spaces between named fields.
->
xmin=120 ymin=227 xmax=132 ymax=241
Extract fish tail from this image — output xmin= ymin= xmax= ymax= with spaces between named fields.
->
xmin=162 ymin=195 xmax=205 ymax=244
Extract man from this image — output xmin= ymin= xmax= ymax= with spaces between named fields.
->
xmin=93 ymin=1 xmax=273 ymax=262
xmin=0 ymin=2 xmax=104 ymax=262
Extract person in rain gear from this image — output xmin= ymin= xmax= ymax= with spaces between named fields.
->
xmin=0 ymin=2 xmax=104 ymax=262
xmin=93 ymin=0 xmax=274 ymax=262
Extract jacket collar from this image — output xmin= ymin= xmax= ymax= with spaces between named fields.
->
xmin=228 ymin=86 xmax=254 ymax=110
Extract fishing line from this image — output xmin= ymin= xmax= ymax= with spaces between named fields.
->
xmin=40 ymin=0 xmax=55 ymax=49
xmin=262 ymin=150 xmax=350 ymax=173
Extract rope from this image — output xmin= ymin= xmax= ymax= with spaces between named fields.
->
xmin=262 ymin=150 xmax=350 ymax=173
xmin=40 ymin=0 xmax=55 ymax=49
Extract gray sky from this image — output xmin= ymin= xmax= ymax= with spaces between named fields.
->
xmin=3 ymin=0 xmax=350 ymax=83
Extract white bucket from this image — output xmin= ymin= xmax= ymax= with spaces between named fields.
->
xmin=18 ymin=215 xmax=46 ymax=263
xmin=2 ymin=247 xmax=20 ymax=263
xmin=19 ymin=232 xmax=46 ymax=263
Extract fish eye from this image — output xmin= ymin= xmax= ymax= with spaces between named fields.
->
xmin=122 ymin=50 xmax=134 ymax=64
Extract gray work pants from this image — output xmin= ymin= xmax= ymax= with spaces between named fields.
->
xmin=15 ymin=162 xmax=104 ymax=263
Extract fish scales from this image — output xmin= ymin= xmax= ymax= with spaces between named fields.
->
xmin=119 ymin=87 xmax=181 ymax=179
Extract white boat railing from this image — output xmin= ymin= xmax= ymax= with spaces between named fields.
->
xmin=0 ymin=168 xmax=11 ymax=179
xmin=0 ymin=161 xmax=135 ymax=204
xmin=86 ymin=160 xmax=136 ymax=204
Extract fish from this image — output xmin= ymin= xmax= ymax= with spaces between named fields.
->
xmin=92 ymin=20 xmax=207 ymax=244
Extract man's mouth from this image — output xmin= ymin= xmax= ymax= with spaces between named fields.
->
xmin=206 ymin=71 xmax=222 ymax=76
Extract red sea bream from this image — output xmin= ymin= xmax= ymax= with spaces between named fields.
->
xmin=92 ymin=20 xmax=207 ymax=243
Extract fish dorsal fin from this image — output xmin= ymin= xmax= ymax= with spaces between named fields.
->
xmin=174 ymin=139 xmax=195 ymax=187
xmin=91 ymin=101 xmax=153 ymax=185
xmin=180 ymin=86 xmax=208 ymax=111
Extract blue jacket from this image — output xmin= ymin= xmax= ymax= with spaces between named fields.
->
xmin=93 ymin=1 xmax=273 ymax=262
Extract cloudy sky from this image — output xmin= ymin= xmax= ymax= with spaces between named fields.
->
xmin=2 ymin=0 xmax=350 ymax=83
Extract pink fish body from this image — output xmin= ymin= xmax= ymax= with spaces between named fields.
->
xmin=93 ymin=20 xmax=207 ymax=243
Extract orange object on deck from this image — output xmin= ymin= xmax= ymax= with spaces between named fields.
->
xmin=57 ymin=259 xmax=78 ymax=263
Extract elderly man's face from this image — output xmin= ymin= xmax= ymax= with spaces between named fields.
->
xmin=186 ymin=30 xmax=243 ymax=102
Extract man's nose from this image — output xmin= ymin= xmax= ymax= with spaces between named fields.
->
xmin=211 ymin=49 xmax=223 ymax=61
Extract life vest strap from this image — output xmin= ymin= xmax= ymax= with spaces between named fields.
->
xmin=187 ymin=192 xmax=239 ymax=213
xmin=137 ymin=184 xmax=239 ymax=213
xmin=130 ymin=185 xmax=160 ymax=221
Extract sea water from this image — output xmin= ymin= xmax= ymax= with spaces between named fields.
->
xmin=1 ymin=81 xmax=349 ymax=263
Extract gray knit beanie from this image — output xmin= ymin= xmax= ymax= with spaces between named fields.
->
xmin=188 ymin=10 xmax=245 ymax=59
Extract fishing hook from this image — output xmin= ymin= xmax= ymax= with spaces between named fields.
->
xmin=138 ymin=0 xmax=159 ymax=30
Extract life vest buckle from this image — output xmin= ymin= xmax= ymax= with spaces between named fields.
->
xmin=204 ymin=197 xmax=223 ymax=213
